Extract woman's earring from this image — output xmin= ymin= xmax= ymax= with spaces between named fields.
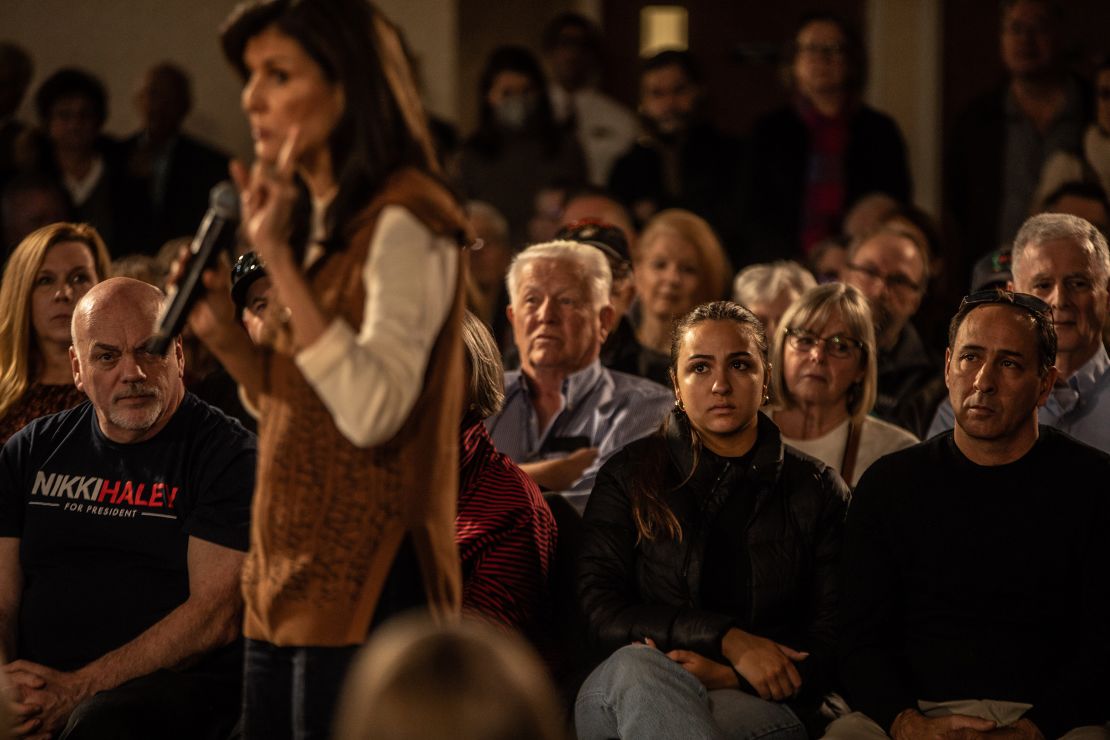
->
xmin=674 ymin=397 xmax=685 ymax=412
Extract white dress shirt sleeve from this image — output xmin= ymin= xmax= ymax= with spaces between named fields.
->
xmin=293 ymin=205 xmax=458 ymax=448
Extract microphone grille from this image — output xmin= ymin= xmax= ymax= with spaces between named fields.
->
xmin=209 ymin=181 xmax=240 ymax=220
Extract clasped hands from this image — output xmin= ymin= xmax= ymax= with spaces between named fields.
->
xmin=891 ymin=709 xmax=1045 ymax=740
xmin=3 ymin=660 xmax=94 ymax=739
xmin=640 ymin=626 xmax=808 ymax=701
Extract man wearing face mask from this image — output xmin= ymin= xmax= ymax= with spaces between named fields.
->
xmin=455 ymin=45 xmax=586 ymax=249
xmin=607 ymin=50 xmax=747 ymax=268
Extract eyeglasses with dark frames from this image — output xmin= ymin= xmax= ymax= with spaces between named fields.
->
xmin=785 ymin=328 xmax=865 ymax=359
xmin=845 ymin=262 xmax=922 ymax=294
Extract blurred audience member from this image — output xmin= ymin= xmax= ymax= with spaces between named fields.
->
xmin=1040 ymin=180 xmax=1110 ymax=232
xmin=0 ymin=222 xmax=109 ymax=445
xmin=465 ymin=200 xmax=515 ymax=354
xmin=485 ymin=241 xmax=672 ymax=513
xmin=456 ymin=46 xmax=586 ymax=248
xmin=0 ymin=42 xmax=32 ymax=187
xmin=733 ymin=260 xmax=816 ymax=339
xmin=841 ymin=192 xmax=900 ymax=243
xmin=1 ymin=172 xmax=72 ymax=260
xmin=947 ymin=0 xmax=1085 ymax=265
xmin=561 ymin=186 xmax=637 ymax=249
xmin=634 ymin=209 xmax=731 ymax=359
xmin=929 ymin=214 xmax=1110 ymax=453
xmin=842 ymin=227 xmax=945 ymax=437
xmin=1033 ymin=58 xmax=1110 ymax=214
xmin=457 ymin=312 xmax=556 ymax=639
xmin=109 ymin=253 xmax=163 ymax=286
xmin=970 ymin=247 xmax=1013 ymax=293
xmin=557 ymin=218 xmax=667 ymax=384
xmin=750 ymin=14 xmax=910 ymax=260
xmin=527 ymin=181 xmax=572 ymax=244
xmin=335 ymin=616 xmax=566 ymax=740
xmin=543 ymin=12 xmax=638 ymax=188
xmin=770 ymin=283 xmax=917 ymax=487
xmin=23 ymin=68 xmax=140 ymax=255
xmin=123 ymin=63 xmax=229 ymax=251
xmin=809 ymin=238 xmax=848 ymax=283
xmin=608 ymin=51 xmax=746 ymax=265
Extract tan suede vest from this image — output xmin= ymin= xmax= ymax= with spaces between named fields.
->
xmin=242 ymin=169 xmax=470 ymax=646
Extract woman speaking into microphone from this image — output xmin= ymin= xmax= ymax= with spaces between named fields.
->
xmin=181 ymin=0 xmax=472 ymax=735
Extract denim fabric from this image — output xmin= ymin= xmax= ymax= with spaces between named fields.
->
xmin=242 ymin=639 xmax=358 ymax=740
xmin=576 ymin=644 xmax=807 ymax=740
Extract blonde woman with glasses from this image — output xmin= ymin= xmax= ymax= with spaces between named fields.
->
xmin=769 ymin=283 xmax=917 ymax=486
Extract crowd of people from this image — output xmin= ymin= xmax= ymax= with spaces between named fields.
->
xmin=0 ymin=0 xmax=1108 ymax=738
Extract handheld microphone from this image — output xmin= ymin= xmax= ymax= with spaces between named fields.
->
xmin=149 ymin=182 xmax=240 ymax=355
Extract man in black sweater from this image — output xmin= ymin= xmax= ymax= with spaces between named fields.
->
xmin=828 ymin=290 xmax=1110 ymax=740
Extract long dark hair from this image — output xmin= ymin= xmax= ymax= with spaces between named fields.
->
xmin=221 ymin=0 xmax=444 ymax=254
xmin=467 ymin=45 xmax=562 ymax=159
xmin=629 ymin=301 xmax=769 ymax=543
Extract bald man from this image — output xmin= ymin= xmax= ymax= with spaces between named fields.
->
xmin=0 ymin=278 xmax=254 ymax=739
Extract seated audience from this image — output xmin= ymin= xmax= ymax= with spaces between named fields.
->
xmin=733 ymin=259 xmax=816 ymax=339
xmin=556 ymin=218 xmax=668 ymax=385
xmin=841 ymin=226 xmax=944 ymax=437
xmin=1040 ymin=180 xmax=1110 ymax=233
xmin=809 ymin=237 xmax=849 ymax=284
xmin=946 ymin=0 xmax=1086 ymax=271
xmin=334 ymin=616 xmax=565 ymax=740
xmin=829 ymin=289 xmax=1110 ymax=740
xmin=1034 ymin=58 xmax=1110 ymax=218
xmin=575 ymin=301 xmax=848 ymax=740
xmin=542 ymin=12 xmax=639 ymax=188
xmin=455 ymin=45 xmax=586 ymax=248
xmin=23 ymin=68 xmax=140 ymax=256
xmin=769 ymin=283 xmax=918 ymax=487
xmin=929 ymin=214 xmax=1110 ymax=452
xmin=1 ymin=173 xmax=73 ymax=261
xmin=634 ymin=209 xmax=731 ymax=360
xmin=0 ymin=222 xmax=110 ymax=445
xmin=122 ymin=62 xmax=229 ymax=250
xmin=560 ymin=186 xmax=637 ymax=249
xmin=457 ymin=311 xmax=556 ymax=640
xmin=749 ymin=13 xmax=910 ymax=260
xmin=0 ymin=42 xmax=32 ymax=188
xmin=465 ymin=200 xmax=515 ymax=354
xmin=484 ymin=240 xmax=672 ymax=513
xmin=608 ymin=51 xmax=746 ymax=265
xmin=0 ymin=278 xmax=254 ymax=739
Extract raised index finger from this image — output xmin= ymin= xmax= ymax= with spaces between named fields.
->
xmin=275 ymin=125 xmax=301 ymax=180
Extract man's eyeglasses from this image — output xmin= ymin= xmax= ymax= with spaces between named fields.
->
xmin=958 ymin=289 xmax=1050 ymax=317
xmin=845 ymin=262 xmax=922 ymax=294
xmin=786 ymin=328 xmax=865 ymax=360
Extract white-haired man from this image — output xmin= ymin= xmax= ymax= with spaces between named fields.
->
xmin=928 ymin=212 xmax=1110 ymax=452
xmin=485 ymin=240 xmax=673 ymax=512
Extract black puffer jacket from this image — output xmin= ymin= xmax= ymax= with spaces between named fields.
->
xmin=577 ymin=410 xmax=849 ymax=701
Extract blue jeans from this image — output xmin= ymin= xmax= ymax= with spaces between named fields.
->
xmin=576 ymin=644 xmax=808 ymax=740
xmin=241 ymin=639 xmax=359 ymax=740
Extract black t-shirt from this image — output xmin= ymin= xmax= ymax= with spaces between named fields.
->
xmin=839 ymin=427 xmax=1110 ymax=737
xmin=0 ymin=393 xmax=255 ymax=670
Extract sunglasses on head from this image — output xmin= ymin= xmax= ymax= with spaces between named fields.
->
xmin=958 ymin=289 xmax=1050 ymax=317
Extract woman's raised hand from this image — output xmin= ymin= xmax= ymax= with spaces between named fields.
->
xmin=721 ymin=627 xmax=807 ymax=701
xmin=230 ymin=126 xmax=300 ymax=268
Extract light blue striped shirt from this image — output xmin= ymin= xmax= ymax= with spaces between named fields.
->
xmin=485 ymin=360 xmax=673 ymax=513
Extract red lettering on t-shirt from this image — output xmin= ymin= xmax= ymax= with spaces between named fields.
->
xmin=168 ymin=487 xmax=179 ymax=508
xmin=133 ymin=483 xmax=148 ymax=506
xmin=117 ymin=481 xmax=135 ymax=506
xmin=98 ymin=479 xmax=120 ymax=503
xmin=150 ymin=483 xmax=164 ymax=507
